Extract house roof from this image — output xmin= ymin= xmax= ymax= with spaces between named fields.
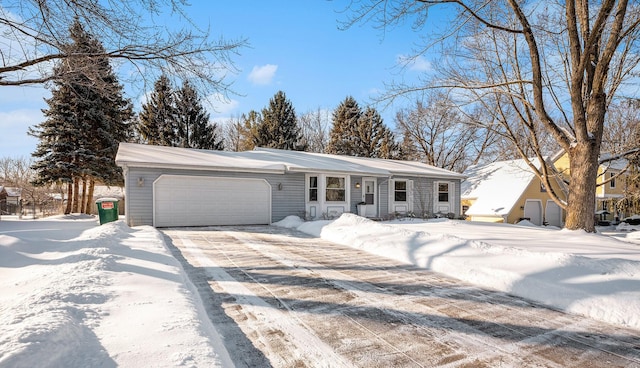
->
xmin=115 ymin=143 xmax=465 ymax=179
xmin=462 ymin=158 xmax=540 ymax=217
xmin=4 ymin=187 xmax=22 ymax=197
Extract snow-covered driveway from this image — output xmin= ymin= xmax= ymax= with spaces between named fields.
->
xmin=163 ymin=226 xmax=640 ymax=368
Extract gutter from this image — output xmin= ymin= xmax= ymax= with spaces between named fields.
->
xmin=116 ymin=161 xmax=287 ymax=175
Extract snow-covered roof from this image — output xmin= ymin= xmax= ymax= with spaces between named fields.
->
xmin=115 ymin=143 xmax=287 ymax=174
xmin=4 ymin=187 xmax=22 ymax=197
xmin=116 ymin=143 xmax=465 ymax=179
xmin=599 ymin=155 xmax=629 ymax=171
xmin=462 ymin=158 xmax=539 ymax=217
xmin=93 ymin=185 xmax=124 ymax=199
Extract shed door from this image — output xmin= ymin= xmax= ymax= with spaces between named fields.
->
xmin=153 ymin=175 xmax=271 ymax=227
xmin=524 ymin=200 xmax=542 ymax=226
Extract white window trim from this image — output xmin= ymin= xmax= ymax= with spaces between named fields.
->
xmin=306 ymin=174 xmax=319 ymax=203
xmin=610 ymin=172 xmax=616 ymax=188
xmin=389 ymin=178 xmax=414 ymax=214
xmin=433 ymin=181 xmax=455 ymax=214
xmin=305 ymin=173 xmax=351 ymax=220
xmin=325 ymin=175 xmax=348 ymax=203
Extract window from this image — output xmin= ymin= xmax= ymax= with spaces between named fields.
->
xmin=540 ymin=181 xmax=547 ymax=192
xmin=394 ymin=180 xmax=407 ymax=202
xmin=610 ymin=172 xmax=616 ymax=188
xmin=309 ymin=176 xmax=318 ymax=201
xmin=438 ymin=182 xmax=449 ymax=202
xmin=326 ymin=176 xmax=345 ymax=202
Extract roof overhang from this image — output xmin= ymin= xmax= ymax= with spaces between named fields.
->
xmin=116 ymin=160 xmax=286 ymax=175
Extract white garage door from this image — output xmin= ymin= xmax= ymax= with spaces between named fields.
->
xmin=154 ymin=175 xmax=271 ymax=227
xmin=523 ymin=200 xmax=542 ymax=226
xmin=545 ymin=200 xmax=562 ymax=227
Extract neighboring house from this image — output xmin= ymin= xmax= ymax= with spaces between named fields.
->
xmin=1 ymin=187 xmax=22 ymax=215
xmin=554 ymin=153 xmax=635 ymax=222
xmin=115 ymin=143 xmax=465 ymax=227
xmin=461 ymin=158 xmax=567 ymax=226
xmin=0 ymin=186 xmax=7 ymax=215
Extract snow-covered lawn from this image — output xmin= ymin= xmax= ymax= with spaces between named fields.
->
xmin=0 ymin=215 xmax=232 ymax=368
xmin=1 ymin=213 xmax=639 ymax=367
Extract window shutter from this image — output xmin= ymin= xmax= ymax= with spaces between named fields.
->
xmin=408 ymin=180 xmax=414 ymax=213
xmin=388 ymin=179 xmax=395 ymax=215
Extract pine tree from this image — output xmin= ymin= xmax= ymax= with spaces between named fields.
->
xmin=378 ymin=128 xmax=404 ymax=160
xmin=30 ymin=82 xmax=79 ymax=213
xmin=353 ymin=106 xmax=401 ymax=159
xmin=326 ymin=96 xmax=361 ymax=155
xmin=356 ymin=107 xmax=384 ymax=157
xmin=30 ymin=20 xmax=133 ymax=213
xmin=175 ymin=81 xmax=223 ymax=150
xmin=257 ymin=91 xmax=305 ymax=150
xmin=242 ymin=110 xmax=262 ymax=150
xmin=138 ymin=75 xmax=177 ymax=146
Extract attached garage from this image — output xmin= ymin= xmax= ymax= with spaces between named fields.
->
xmin=153 ymin=175 xmax=271 ymax=227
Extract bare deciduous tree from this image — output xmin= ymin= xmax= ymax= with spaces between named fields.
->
xmin=396 ymin=91 xmax=500 ymax=172
xmin=0 ymin=0 xmax=245 ymax=94
xmin=298 ymin=108 xmax=330 ymax=153
xmin=223 ymin=112 xmax=261 ymax=152
xmin=0 ymin=156 xmax=58 ymax=218
xmin=344 ymin=0 xmax=640 ymax=232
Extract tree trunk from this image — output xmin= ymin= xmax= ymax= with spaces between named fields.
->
xmin=80 ymin=178 xmax=87 ymax=214
xmin=565 ymin=142 xmax=599 ymax=232
xmin=72 ymin=177 xmax=80 ymax=213
xmin=65 ymin=182 xmax=73 ymax=214
xmin=85 ymin=179 xmax=95 ymax=214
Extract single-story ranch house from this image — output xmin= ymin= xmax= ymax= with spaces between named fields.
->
xmin=115 ymin=143 xmax=465 ymax=227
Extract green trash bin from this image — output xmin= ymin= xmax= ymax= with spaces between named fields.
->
xmin=96 ymin=197 xmax=119 ymax=225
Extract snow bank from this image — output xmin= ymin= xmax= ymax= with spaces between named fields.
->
xmin=293 ymin=213 xmax=640 ymax=330
xmin=272 ymin=215 xmax=305 ymax=229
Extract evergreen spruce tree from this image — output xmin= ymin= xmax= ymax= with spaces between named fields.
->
xmin=175 ymin=81 xmax=223 ymax=150
xmin=356 ymin=107 xmax=401 ymax=159
xmin=242 ymin=110 xmax=262 ymax=151
xmin=138 ymin=75 xmax=177 ymax=146
xmin=30 ymin=20 xmax=133 ymax=213
xmin=326 ymin=96 xmax=361 ymax=155
xmin=257 ymin=91 xmax=305 ymax=150
xmin=30 ymin=81 xmax=79 ymax=213
xmin=326 ymin=97 xmax=401 ymax=158
xmin=378 ymin=128 xmax=404 ymax=160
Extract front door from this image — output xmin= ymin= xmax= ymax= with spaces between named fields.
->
xmin=362 ymin=178 xmax=377 ymax=217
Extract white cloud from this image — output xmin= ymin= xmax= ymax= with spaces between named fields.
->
xmin=247 ymin=64 xmax=278 ymax=85
xmin=204 ymin=93 xmax=239 ymax=117
xmin=397 ymin=55 xmax=433 ymax=73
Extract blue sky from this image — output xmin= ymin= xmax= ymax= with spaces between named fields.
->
xmin=0 ymin=1 xmax=441 ymax=159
